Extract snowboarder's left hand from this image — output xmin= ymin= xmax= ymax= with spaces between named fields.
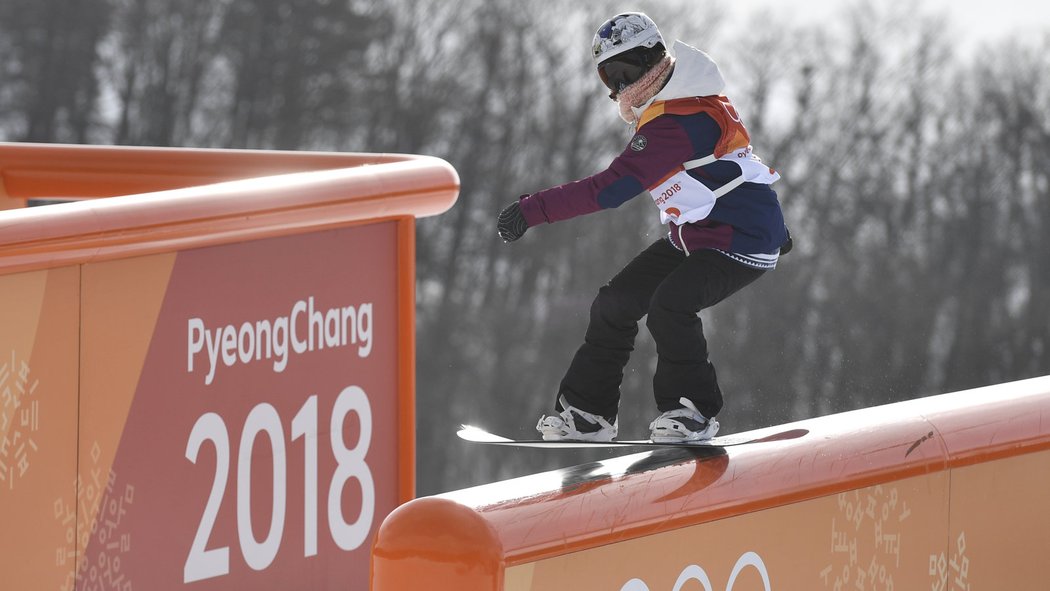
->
xmin=497 ymin=200 xmax=529 ymax=242
xmin=780 ymin=225 xmax=793 ymax=255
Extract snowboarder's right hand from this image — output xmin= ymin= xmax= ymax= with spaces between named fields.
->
xmin=497 ymin=200 xmax=529 ymax=243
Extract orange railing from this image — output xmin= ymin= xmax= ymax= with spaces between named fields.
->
xmin=0 ymin=142 xmax=458 ymax=591
xmin=0 ymin=143 xmax=457 ymax=272
xmin=372 ymin=376 xmax=1050 ymax=590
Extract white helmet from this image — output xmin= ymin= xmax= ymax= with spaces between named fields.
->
xmin=591 ymin=12 xmax=665 ymax=65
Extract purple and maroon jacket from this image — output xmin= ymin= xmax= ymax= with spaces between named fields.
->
xmin=518 ymin=42 xmax=787 ymax=260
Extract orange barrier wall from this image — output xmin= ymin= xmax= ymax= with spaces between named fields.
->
xmin=0 ymin=143 xmax=458 ymax=591
xmin=372 ymin=376 xmax=1050 ymax=590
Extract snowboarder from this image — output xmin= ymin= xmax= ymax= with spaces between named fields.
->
xmin=496 ymin=12 xmax=791 ymax=443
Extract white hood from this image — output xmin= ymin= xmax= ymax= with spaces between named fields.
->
xmin=632 ymin=40 xmax=726 ymax=118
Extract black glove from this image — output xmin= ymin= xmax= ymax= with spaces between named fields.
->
xmin=780 ymin=226 xmax=794 ymax=255
xmin=497 ymin=200 xmax=529 ymax=242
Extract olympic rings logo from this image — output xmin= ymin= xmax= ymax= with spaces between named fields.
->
xmin=620 ymin=552 xmax=771 ymax=591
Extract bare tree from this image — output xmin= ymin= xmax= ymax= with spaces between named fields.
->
xmin=0 ymin=0 xmax=110 ymax=142
xmin=102 ymin=0 xmax=231 ymax=145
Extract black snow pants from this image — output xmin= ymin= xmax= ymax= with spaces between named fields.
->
xmin=557 ymin=238 xmax=765 ymax=420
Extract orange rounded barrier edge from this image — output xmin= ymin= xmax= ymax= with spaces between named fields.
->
xmin=372 ymin=497 xmax=504 ymax=590
xmin=371 ymin=376 xmax=1050 ymax=590
xmin=0 ymin=142 xmax=460 ymax=274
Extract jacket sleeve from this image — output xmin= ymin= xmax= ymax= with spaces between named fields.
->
xmin=518 ymin=115 xmax=698 ymax=226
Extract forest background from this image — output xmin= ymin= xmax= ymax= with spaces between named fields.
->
xmin=2 ymin=0 xmax=1048 ymax=494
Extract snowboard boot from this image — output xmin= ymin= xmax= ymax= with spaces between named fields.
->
xmin=649 ymin=397 xmax=719 ymax=443
xmin=536 ymin=396 xmax=618 ymax=442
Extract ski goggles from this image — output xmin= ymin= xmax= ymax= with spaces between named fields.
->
xmin=597 ymin=56 xmax=648 ymax=98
